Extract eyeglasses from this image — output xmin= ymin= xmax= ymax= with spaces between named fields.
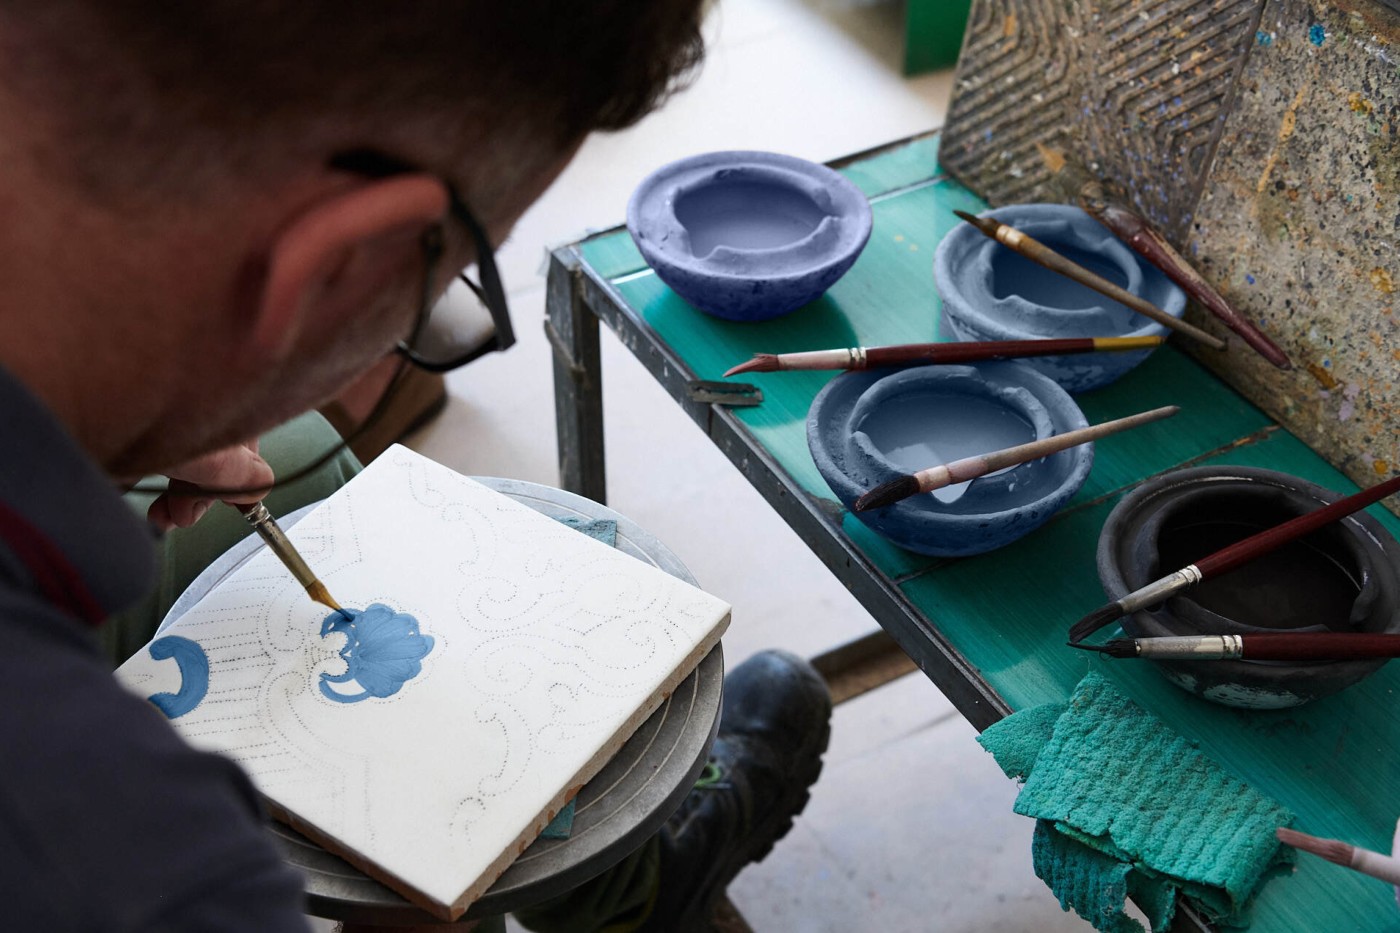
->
xmin=328 ymin=149 xmax=516 ymax=373
xmin=134 ymin=151 xmax=518 ymax=500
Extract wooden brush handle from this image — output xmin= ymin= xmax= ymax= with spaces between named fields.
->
xmin=1242 ymin=633 xmax=1400 ymax=661
xmin=866 ymin=339 xmax=1085 ymax=366
xmin=864 ymin=337 xmax=1154 ymax=366
xmin=1194 ymin=474 xmax=1400 ymax=578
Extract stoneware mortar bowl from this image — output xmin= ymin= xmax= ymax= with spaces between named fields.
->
xmin=627 ymin=151 xmax=873 ymax=322
xmin=807 ymin=361 xmax=1093 ymax=557
xmin=933 ymin=204 xmax=1186 ymax=393
xmin=1097 ymin=466 xmax=1400 ymax=709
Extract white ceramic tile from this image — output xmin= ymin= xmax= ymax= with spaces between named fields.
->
xmin=121 ymin=452 xmax=728 ymax=919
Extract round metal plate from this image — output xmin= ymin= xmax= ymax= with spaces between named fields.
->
xmin=163 ymin=477 xmax=723 ymax=924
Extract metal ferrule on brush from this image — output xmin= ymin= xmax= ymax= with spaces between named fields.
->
xmin=778 ymin=348 xmax=864 ymax=371
xmin=1134 ymin=634 xmax=1244 ymax=660
xmin=1117 ymin=564 xmax=1203 ymax=614
xmin=238 ymin=504 xmax=318 ymax=589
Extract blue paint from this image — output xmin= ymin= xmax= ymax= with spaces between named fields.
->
xmin=626 ymin=151 xmax=872 ymax=322
xmin=933 ymin=204 xmax=1185 ymax=393
xmin=319 ymin=603 xmax=434 ymax=703
xmin=146 ymin=635 xmax=210 ymax=719
xmin=807 ymin=363 xmax=1093 ymax=557
xmin=1309 ymin=24 xmax=1326 ymax=46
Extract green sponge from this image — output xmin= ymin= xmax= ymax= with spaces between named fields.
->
xmin=980 ymin=673 xmax=1294 ymax=931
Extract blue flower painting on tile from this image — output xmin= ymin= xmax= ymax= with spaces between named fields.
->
xmin=146 ymin=635 xmax=210 ymax=719
xmin=319 ymin=603 xmax=435 ymax=703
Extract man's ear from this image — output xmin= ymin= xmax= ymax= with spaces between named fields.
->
xmin=254 ymin=175 xmax=449 ymax=357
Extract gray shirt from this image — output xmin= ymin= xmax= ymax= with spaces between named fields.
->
xmin=0 ymin=365 xmax=308 ymax=931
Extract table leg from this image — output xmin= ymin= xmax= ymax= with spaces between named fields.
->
xmin=546 ymin=249 xmax=607 ymax=504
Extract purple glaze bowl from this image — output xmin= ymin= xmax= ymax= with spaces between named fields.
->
xmin=627 ymin=151 xmax=872 ymax=322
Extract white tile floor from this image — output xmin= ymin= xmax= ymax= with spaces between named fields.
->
xmin=388 ymin=1 xmax=1094 ymax=930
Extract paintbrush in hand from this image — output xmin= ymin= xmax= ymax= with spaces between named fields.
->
xmin=1068 ymin=472 xmax=1400 ymax=643
xmin=853 ymin=405 xmax=1179 ymax=512
xmin=1277 ymin=825 xmax=1400 ymax=887
xmin=1080 ymin=186 xmax=1291 ymax=370
xmin=723 ymin=335 xmax=1165 ymax=377
xmin=1069 ymin=633 xmax=1400 ymax=661
xmin=952 ymin=210 xmax=1227 ymax=352
xmin=235 ymin=502 xmax=351 ymax=618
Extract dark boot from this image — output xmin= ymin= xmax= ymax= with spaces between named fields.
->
xmin=637 ymin=649 xmax=832 ymax=933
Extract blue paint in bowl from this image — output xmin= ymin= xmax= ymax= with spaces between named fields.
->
xmin=807 ymin=362 xmax=1093 ymax=557
xmin=933 ymin=204 xmax=1186 ymax=392
xmin=627 ymin=151 xmax=873 ymax=322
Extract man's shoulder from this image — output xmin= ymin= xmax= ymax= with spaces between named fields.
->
xmin=0 ymin=590 xmax=307 ymax=931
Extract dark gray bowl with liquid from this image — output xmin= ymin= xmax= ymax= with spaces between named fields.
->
xmin=1097 ymin=466 xmax=1400 ymax=708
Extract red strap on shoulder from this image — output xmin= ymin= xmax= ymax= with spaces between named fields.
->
xmin=0 ymin=500 xmax=106 ymax=626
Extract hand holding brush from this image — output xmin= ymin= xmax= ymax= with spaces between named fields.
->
xmin=1068 ymin=473 xmax=1400 ymax=644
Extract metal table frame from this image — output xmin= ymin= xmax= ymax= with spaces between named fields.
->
xmin=545 ymin=141 xmax=1006 ymax=730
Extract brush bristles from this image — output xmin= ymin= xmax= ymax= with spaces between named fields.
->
xmin=1067 ymin=603 xmax=1125 ymax=644
xmin=1080 ymin=636 xmax=1136 ymax=658
xmin=853 ymin=475 xmax=920 ymax=512
xmin=1276 ymin=828 xmax=1353 ymax=867
xmin=1065 ymin=639 xmax=1137 ymax=658
xmin=723 ymin=354 xmax=778 ymax=378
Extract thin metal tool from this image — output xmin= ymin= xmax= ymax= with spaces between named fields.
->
xmin=235 ymin=502 xmax=350 ymax=617
xmin=685 ymin=380 xmax=763 ymax=407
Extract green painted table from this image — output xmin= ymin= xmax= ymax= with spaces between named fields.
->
xmin=544 ymin=131 xmax=1400 ymax=932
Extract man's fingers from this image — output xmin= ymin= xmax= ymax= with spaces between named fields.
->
xmin=147 ymin=492 xmax=214 ymax=531
xmin=146 ymin=444 xmax=276 ymax=530
xmin=165 ymin=445 xmax=275 ymax=502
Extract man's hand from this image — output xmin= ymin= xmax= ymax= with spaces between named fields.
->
xmin=147 ymin=443 xmax=275 ymax=531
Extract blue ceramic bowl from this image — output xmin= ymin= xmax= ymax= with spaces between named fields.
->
xmin=933 ymin=204 xmax=1186 ymax=393
xmin=626 ymin=151 xmax=872 ymax=322
xmin=807 ymin=362 xmax=1093 ymax=557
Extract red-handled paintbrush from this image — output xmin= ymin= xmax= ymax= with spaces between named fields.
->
xmin=723 ymin=336 xmax=1165 ymax=378
xmin=1080 ymin=187 xmax=1292 ymax=370
xmin=1068 ymin=473 xmax=1400 ymax=644
xmin=1069 ymin=633 xmax=1400 ymax=661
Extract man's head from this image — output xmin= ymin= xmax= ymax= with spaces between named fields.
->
xmin=0 ymin=1 xmax=704 ymax=474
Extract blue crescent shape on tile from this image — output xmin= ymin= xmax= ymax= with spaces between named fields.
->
xmin=318 ymin=602 xmax=435 ymax=704
xmin=146 ymin=635 xmax=211 ymax=719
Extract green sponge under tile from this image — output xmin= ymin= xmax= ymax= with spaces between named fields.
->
xmin=980 ymin=672 xmax=1295 ymax=932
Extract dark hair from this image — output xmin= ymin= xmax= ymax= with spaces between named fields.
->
xmin=4 ymin=1 xmax=706 ymax=201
